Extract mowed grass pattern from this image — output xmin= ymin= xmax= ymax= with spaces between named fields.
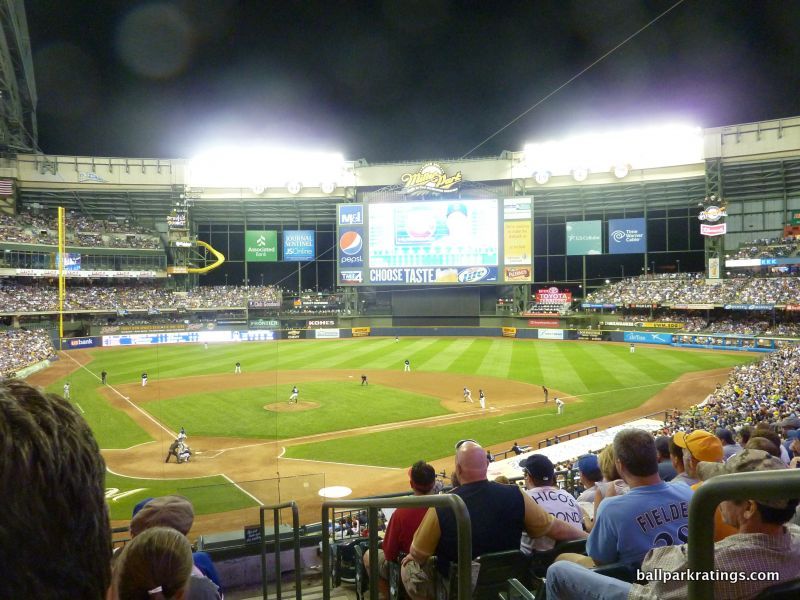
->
xmin=61 ymin=338 xmax=755 ymax=461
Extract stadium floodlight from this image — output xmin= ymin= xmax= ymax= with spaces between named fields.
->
xmin=187 ymin=145 xmax=351 ymax=191
xmin=518 ymin=123 xmax=703 ymax=178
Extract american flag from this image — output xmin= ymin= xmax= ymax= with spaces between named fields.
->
xmin=0 ymin=180 xmax=13 ymax=196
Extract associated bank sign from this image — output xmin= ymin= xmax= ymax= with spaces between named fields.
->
xmin=608 ymin=218 xmax=647 ymax=254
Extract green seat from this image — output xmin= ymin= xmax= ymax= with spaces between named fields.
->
xmin=444 ymin=549 xmax=531 ymax=600
xmin=529 ymin=538 xmax=587 ymax=578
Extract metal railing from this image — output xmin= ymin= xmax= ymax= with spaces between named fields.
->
xmin=259 ymin=501 xmax=302 ymax=600
xmin=687 ymin=469 xmax=800 ymax=599
xmin=321 ymin=495 xmax=471 ymax=600
xmin=538 ymin=425 xmax=598 ymax=448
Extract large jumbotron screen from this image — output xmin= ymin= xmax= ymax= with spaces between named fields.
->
xmin=337 ymin=199 xmax=532 ymax=285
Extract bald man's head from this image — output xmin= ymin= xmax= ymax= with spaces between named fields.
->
xmin=455 ymin=441 xmax=489 ymax=484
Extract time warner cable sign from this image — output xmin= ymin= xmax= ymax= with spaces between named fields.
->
xmin=283 ymin=230 xmax=315 ymax=261
xmin=608 ymin=218 xmax=647 ymax=254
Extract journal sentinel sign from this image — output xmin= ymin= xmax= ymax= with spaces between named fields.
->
xmin=608 ymin=218 xmax=647 ymax=254
xmin=283 ymin=230 xmax=315 ymax=261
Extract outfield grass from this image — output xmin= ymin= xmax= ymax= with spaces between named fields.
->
xmin=105 ymin=471 xmax=259 ymax=520
xmin=55 ymin=338 xmax=757 ymax=455
xmin=144 ymin=382 xmax=450 ymax=439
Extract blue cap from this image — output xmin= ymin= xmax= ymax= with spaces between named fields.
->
xmin=577 ymin=454 xmax=601 ymax=477
xmin=131 ymin=497 xmax=154 ymax=519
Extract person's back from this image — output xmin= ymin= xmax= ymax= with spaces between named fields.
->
xmin=436 ymin=479 xmax=526 ymax=569
xmin=522 ymin=485 xmax=583 ymax=552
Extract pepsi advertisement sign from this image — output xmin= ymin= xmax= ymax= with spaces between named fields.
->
xmin=338 ymin=203 xmax=364 ymax=225
xmin=283 ymin=230 xmax=315 ymax=261
xmin=608 ymin=218 xmax=647 ymax=254
xmin=339 ymin=227 xmax=364 ymax=266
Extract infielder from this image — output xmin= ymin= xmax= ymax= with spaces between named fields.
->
xmin=289 ymin=385 xmax=299 ymax=404
xmin=361 ymin=374 xmax=368 ymax=386
xmin=404 ymin=359 xmax=410 ymax=372
xmin=63 ymin=382 xmax=71 ymax=399
xmin=141 ymin=372 xmax=148 ymax=387
xmin=235 ymin=361 xmax=241 ymax=374
xmin=479 ymin=389 xmax=486 ymax=409
xmin=463 ymin=387 xmax=473 ymax=403
xmin=555 ymin=397 xmax=565 ymax=415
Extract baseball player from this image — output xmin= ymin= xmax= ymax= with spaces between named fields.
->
xmin=479 ymin=389 xmax=486 ymax=409
xmin=630 ymin=343 xmax=636 ymax=354
xmin=463 ymin=387 xmax=473 ymax=403
xmin=204 ymin=342 xmax=208 ymax=350
xmin=235 ymin=361 xmax=241 ymax=374
xmin=177 ymin=426 xmax=186 ymax=442
xmin=289 ymin=385 xmax=299 ymax=404
xmin=395 ymin=336 xmax=399 ymax=343
xmin=361 ymin=374 xmax=368 ymax=386
xmin=542 ymin=385 xmax=549 ymax=403
xmin=63 ymin=382 xmax=71 ymax=400
xmin=555 ymin=397 xmax=565 ymax=415
xmin=165 ymin=438 xmax=180 ymax=463
xmin=101 ymin=370 xmax=107 ymax=385
xmin=404 ymin=359 xmax=411 ymax=372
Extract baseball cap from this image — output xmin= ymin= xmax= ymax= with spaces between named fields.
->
xmin=522 ymin=454 xmax=555 ymax=482
xmin=576 ymin=454 xmax=601 ymax=478
xmin=673 ymin=430 xmax=724 ymax=462
xmin=130 ymin=495 xmax=194 ymax=536
xmin=697 ymin=449 xmax=791 ymax=508
xmin=778 ymin=416 xmax=800 ymax=429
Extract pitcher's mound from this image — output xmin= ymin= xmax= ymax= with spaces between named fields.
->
xmin=264 ymin=401 xmax=319 ymax=412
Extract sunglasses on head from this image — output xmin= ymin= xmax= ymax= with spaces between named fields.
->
xmin=455 ymin=439 xmax=478 ymax=449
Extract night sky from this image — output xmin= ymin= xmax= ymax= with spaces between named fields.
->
xmin=25 ymin=0 xmax=800 ymax=163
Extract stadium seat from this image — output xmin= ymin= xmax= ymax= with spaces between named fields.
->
xmin=754 ymin=578 xmax=800 ymax=599
xmin=500 ymin=578 xmax=536 ymax=600
xmin=388 ymin=551 xmax=407 ymax=600
xmin=332 ymin=538 xmax=361 ymax=586
xmin=529 ymin=539 xmax=587 ymax=578
xmin=443 ymin=549 xmax=532 ymax=600
xmin=592 ymin=561 xmax=640 ymax=583
xmin=353 ymin=541 xmax=370 ymax=600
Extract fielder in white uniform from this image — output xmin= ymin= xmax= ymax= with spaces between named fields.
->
xmin=235 ymin=361 xmax=241 ymax=374
xmin=289 ymin=385 xmax=299 ymax=404
xmin=479 ymin=389 xmax=486 ymax=409
xmin=404 ymin=359 xmax=411 ymax=372
xmin=630 ymin=343 xmax=636 ymax=354
xmin=63 ymin=382 xmax=71 ymax=399
xmin=463 ymin=387 xmax=473 ymax=403
xmin=555 ymin=397 xmax=565 ymax=415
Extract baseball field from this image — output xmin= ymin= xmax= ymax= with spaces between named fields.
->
xmin=29 ymin=336 xmax=756 ymax=529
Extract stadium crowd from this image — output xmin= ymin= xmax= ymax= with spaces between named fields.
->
xmin=732 ymin=236 xmax=799 ymax=259
xmin=0 ymin=283 xmax=282 ymax=313
xmin=587 ymin=273 xmax=800 ymax=306
xmin=0 ymin=328 xmax=55 ymax=376
xmin=0 ymin=211 xmax=162 ymax=249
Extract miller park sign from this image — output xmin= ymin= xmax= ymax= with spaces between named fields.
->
xmin=400 ymin=162 xmax=462 ymax=196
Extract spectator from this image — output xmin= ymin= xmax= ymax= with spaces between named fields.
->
xmin=129 ymin=496 xmax=222 ymax=599
xmin=519 ymin=454 xmax=585 ymax=553
xmin=745 ymin=436 xmax=781 ymax=457
xmin=545 ymin=449 xmax=800 ymax=600
xmin=112 ymin=527 xmax=193 ymax=600
xmin=668 ymin=438 xmax=693 ymax=487
xmin=716 ymin=428 xmax=743 ymax=462
xmin=575 ymin=454 xmax=603 ymax=503
xmin=557 ymin=429 xmax=693 ymax=568
xmin=655 ymin=436 xmax=677 ymax=481
xmin=401 ymin=441 xmax=586 ymax=600
xmin=672 ymin=430 xmax=724 ymax=487
xmin=363 ymin=460 xmax=437 ymax=600
xmin=0 ymin=379 xmax=110 ymax=599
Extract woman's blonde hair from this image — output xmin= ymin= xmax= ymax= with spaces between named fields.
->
xmin=114 ymin=527 xmax=193 ymax=600
xmin=598 ymin=444 xmax=621 ymax=481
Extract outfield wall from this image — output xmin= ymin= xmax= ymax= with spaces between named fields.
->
xmin=60 ymin=324 xmax=781 ymax=352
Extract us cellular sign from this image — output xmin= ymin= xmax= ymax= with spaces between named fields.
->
xmin=608 ymin=218 xmax=647 ymax=254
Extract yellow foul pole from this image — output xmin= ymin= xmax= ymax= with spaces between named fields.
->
xmin=58 ymin=206 xmax=65 ymax=349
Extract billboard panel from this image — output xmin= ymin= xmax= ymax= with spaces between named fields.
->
xmin=503 ymin=220 xmax=531 ymax=265
xmin=245 ymin=230 xmax=278 ymax=262
xmin=503 ymin=197 xmax=532 ymax=220
xmin=338 ymin=203 xmax=364 ymax=225
xmin=608 ymin=218 xmax=647 ymax=254
xmin=566 ymin=221 xmax=602 ymax=255
xmin=368 ymin=266 xmax=497 ymax=285
xmin=338 ymin=227 xmax=365 ymax=267
xmin=283 ymin=230 xmax=315 ymax=261
xmin=504 ymin=266 xmax=532 ymax=282
xmin=368 ymin=199 xmax=498 ymax=268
